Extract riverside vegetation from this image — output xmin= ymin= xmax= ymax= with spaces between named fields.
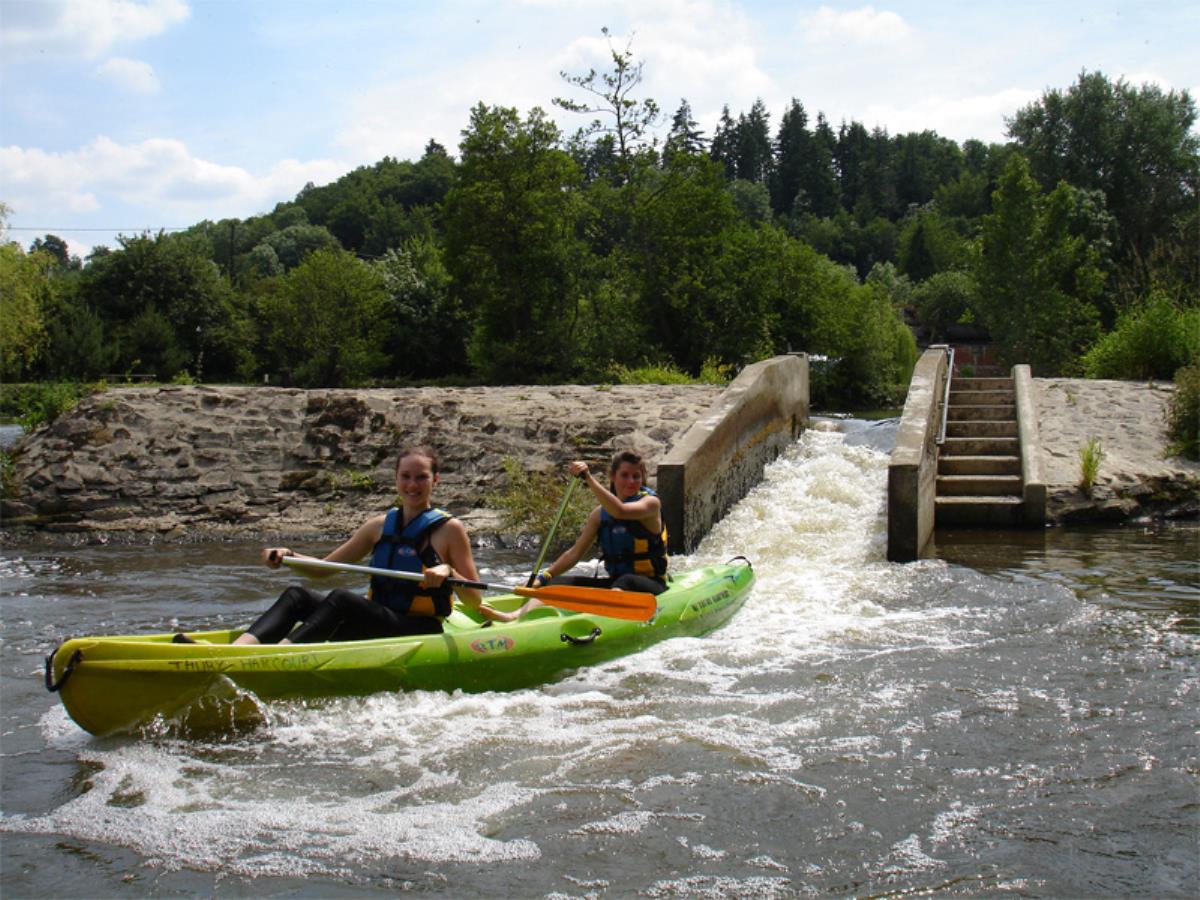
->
xmin=1 ymin=45 xmax=1197 ymax=433
xmin=0 ymin=51 xmax=1195 ymax=398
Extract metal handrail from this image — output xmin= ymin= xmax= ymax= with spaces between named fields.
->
xmin=935 ymin=346 xmax=954 ymax=446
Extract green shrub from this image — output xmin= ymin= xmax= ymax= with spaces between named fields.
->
xmin=698 ymin=356 xmax=735 ymax=385
xmin=1082 ymin=292 xmax=1200 ymax=380
xmin=0 ymin=382 xmax=98 ymax=432
xmin=485 ymin=457 xmax=594 ymax=541
xmin=1167 ymin=366 xmax=1200 ymax=460
xmin=608 ymin=361 xmax=696 ymax=385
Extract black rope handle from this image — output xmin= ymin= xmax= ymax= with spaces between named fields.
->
xmin=560 ymin=627 xmax=602 ymax=646
xmin=45 ymin=647 xmax=82 ymax=693
xmin=726 ymin=555 xmax=753 ymax=569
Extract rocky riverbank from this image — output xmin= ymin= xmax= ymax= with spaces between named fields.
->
xmin=1 ymin=379 xmax=1195 ymax=543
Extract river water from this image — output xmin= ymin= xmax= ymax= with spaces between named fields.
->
xmin=1 ymin=420 xmax=1196 ymax=897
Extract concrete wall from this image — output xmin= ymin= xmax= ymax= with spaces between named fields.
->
xmin=1013 ymin=364 xmax=1047 ymax=526
xmin=658 ymin=354 xmax=809 ymax=553
xmin=887 ymin=347 xmax=950 ymax=562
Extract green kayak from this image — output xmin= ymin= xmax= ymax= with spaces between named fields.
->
xmin=45 ymin=561 xmax=754 ymax=736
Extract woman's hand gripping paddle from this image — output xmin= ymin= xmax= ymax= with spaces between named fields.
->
xmin=281 ymin=556 xmax=656 ymax=622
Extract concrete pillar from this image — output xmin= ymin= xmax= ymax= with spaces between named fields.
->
xmin=658 ymin=354 xmax=809 ymax=553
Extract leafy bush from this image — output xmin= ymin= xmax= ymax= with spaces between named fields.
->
xmin=1167 ymin=366 xmax=1200 ymax=460
xmin=698 ymin=356 xmax=735 ymax=385
xmin=0 ymin=382 xmax=98 ymax=432
xmin=485 ymin=457 xmax=594 ymax=542
xmin=1081 ymin=292 xmax=1200 ymax=380
xmin=608 ymin=361 xmax=697 ymax=385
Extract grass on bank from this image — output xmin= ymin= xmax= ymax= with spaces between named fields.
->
xmin=1167 ymin=366 xmax=1200 ymax=461
xmin=1078 ymin=437 xmax=1105 ymax=491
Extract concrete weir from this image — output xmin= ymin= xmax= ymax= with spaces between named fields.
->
xmin=887 ymin=347 xmax=951 ymax=562
xmin=658 ymin=354 xmax=810 ymax=553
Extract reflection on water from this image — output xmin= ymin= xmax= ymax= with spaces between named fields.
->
xmin=936 ymin=525 xmax=1200 ymax=628
xmin=1 ymin=421 xmax=1197 ymax=897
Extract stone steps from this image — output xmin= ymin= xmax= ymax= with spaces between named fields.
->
xmin=937 ymin=374 xmax=1028 ymax=527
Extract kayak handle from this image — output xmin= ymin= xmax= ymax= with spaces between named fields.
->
xmin=560 ymin=627 xmax=602 ymax=646
xmin=45 ymin=647 xmax=82 ymax=693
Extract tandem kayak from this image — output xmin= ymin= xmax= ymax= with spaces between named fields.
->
xmin=45 ymin=560 xmax=755 ymax=736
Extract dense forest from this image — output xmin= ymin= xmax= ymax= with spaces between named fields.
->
xmin=2 ymin=43 xmax=1197 ymax=409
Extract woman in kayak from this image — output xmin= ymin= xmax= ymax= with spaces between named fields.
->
xmin=182 ymin=446 xmax=517 ymax=645
xmin=533 ymin=450 xmax=670 ymax=596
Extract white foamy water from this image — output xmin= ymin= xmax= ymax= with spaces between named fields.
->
xmin=3 ymin=422 xmax=1196 ymax=896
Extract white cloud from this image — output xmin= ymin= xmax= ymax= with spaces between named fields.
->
xmin=95 ymin=57 xmax=161 ymax=94
xmin=335 ymin=0 xmax=776 ymax=160
xmin=861 ymin=88 xmax=1038 ymax=144
xmin=798 ymin=5 xmax=912 ymax=46
xmin=0 ymin=137 xmax=345 ymax=224
xmin=1 ymin=0 xmax=190 ymax=62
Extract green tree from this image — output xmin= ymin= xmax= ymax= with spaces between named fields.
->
xmin=123 ymin=306 xmax=189 ymax=380
xmin=256 ymin=223 xmax=342 ymax=271
xmin=29 ymin=234 xmax=80 ymax=270
xmin=768 ymin=234 xmax=915 ymax=406
xmin=807 ymin=114 xmax=842 ymax=218
xmin=771 ymin=99 xmax=811 ymax=216
xmin=1008 ymin=71 xmax=1199 ymax=289
xmin=442 ymin=104 xmax=586 ymax=381
xmin=628 ymin=153 xmax=742 ymax=371
xmin=553 ymin=27 xmax=661 ymax=185
xmin=664 ymin=99 xmax=706 ymax=160
xmin=912 ymin=270 xmax=979 ymax=343
xmin=710 ymin=105 xmax=739 ymax=180
xmin=893 ymin=131 xmax=964 ymax=210
xmin=375 ymin=237 xmax=467 ymax=378
xmin=735 ymin=99 xmax=773 ymax=184
xmin=0 ymin=243 xmax=51 ymax=379
xmin=728 ymin=179 xmax=772 ymax=225
xmin=836 ymin=120 xmax=872 ymax=214
xmin=77 ymin=232 xmax=243 ymax=379
xmin=974 ymin=155 xmax=1104 ymax=373
xmin=39 ymin=294 xmax=116 ymax=380
xmin=265 ymin=248 xmax=388 ymax=387
xmin=898 ymin=207 xmax=968 ymax=281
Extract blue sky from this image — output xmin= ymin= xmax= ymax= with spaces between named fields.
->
xmin=2 ymin=0 xmax=1197 ymax=257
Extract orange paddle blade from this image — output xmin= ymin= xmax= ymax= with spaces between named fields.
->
xmin=513 ymin=585 xmax=657 ymax=622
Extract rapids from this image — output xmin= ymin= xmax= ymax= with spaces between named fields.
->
xmin=1 ymin=418 xmax=1195 ymax=896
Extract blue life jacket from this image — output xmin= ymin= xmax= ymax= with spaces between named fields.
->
xmin=368 ymin=507 xmax=454 ymax=617
xmin=597 ymin=488 xmax=668 ymax=580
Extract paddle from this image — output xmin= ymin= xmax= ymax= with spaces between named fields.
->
xmin=526 ymin=473 xmax=582 ymax=587
xmin=280 ymin=556 xmax=656 ymax=622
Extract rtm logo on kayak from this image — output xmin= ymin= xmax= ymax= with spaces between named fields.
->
xmin=470 ymin=636 xmax=514 ymax=654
